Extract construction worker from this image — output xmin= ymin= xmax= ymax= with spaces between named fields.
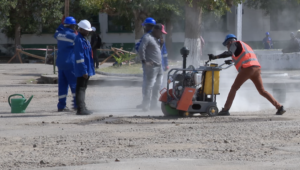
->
xmin=158 ymin=24 xmax=169 ymax=90
xmin=91 ymin=27 xmax=102 ymax=69
xmin=135 ymin=17 xmax=156 ymax=109
xmin=74 ymin=20 xmax=95 ymax=115
xmin=54 ymin=16 xmax=77 ymax=112
xmin=160 ymin=24 xmax=169 ymax=72
xmin=138 ymin=24 xmax=164 ymax=111
xmin=208 ymin=34 xmax=286 ymax=116
xmin=282 ymin=32 xmax=300 ymax=53
xmin=262 ymin=32 xmax=273 ymax=49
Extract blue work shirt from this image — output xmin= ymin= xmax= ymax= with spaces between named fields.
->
xmin=74 ymin=33 xmax=95 ymax=77
xmin=161 ymin=43 xmax=168 ymax=71
xmin=53 ymin=24 xmax=76 ymax=70
xmin=263 ymin=37 xmax=273 ymax=49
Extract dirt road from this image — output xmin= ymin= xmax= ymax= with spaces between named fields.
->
xmin=0 ymin=64 xmax=299 ymax=170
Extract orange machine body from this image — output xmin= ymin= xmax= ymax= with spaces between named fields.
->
xmin=176 ymin=87 xmax=196 ymax=111
xmin=159 ymin=89 xmax=174 ymax=102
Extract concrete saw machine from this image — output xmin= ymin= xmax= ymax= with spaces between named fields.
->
xmin=159 ymin=47 xmax=234 ymax=117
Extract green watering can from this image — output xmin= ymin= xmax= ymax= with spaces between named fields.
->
xmin=8 ymin=94 xmax=33 ymax=113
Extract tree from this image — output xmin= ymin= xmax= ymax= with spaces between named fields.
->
xmin=0 ymin=0 xmax=64 ymax=49
xmin=82 ymin=0 xmax=184 ymax=45
xmin=184 ymin=0 xmax=244 ymax=67
xmin=82 ymin=0 xmax=156 ymax=43
xmin=245 ymin=0 xmax=300 ymax=14
xmin=150 ymin=0 xmax=184 ymax=59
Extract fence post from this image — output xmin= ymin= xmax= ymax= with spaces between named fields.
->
xmin=45 ymin=46 xmax=48 ymax=64
xmin=53 ymin=46 xmax=56 ymax=74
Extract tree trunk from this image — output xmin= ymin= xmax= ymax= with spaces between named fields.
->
xmin=184 ymin=1 xmax=203 ymax=67
xmin=64 ymin=0 xmax=70 ymax=17
xmin=134 ymin=11 xmax=144 ymax=44
xmin=165 ymin=19 xmax=173 ymax=60
xmin=15 ymin=24 xmax=21 ymax=49
xmin=13 ymin=24 xmax=21 ymax=63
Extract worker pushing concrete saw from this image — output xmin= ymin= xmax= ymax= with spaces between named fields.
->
xmin=208 ymin=34 xmax=286 ymax=116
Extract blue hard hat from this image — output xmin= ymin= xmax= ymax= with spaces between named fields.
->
xmin=222 ymin=34 xmax=237 ymax=46
xmin=64 ymin=16 xmax=76 ymax=25
xmin=142 ymin=17 xmax=156 ymax=26
xmin=266 ymin=32 xmax=270 ymax=35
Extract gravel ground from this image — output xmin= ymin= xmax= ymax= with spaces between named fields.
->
xmin=0 ymin=64 xmax=300 ymax=170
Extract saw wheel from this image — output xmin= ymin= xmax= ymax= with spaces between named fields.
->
xmin=161 ymin=102 xmax=179 ymax=116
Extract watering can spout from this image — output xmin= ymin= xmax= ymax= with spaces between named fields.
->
xmin=22 ymin=95 xmax=33 ymax=110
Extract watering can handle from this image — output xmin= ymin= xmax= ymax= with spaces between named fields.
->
xmin=8 ymin=94 xmax=25 ymax=106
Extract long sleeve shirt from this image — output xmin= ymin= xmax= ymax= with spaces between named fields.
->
xmin=161 ymin=42 xmax=168 ymax=71
xmin=263 ymin=37 xmax=273 ymax=49
xmin=217 ymin=42 xmax=241 ymax=58
xmin=53 ymin=24 xmax=76 ymax=70
xmin=138 ymin=33 xmax=161 ymax=65
xmin=74 ymin=33 xmax=95 ymax=77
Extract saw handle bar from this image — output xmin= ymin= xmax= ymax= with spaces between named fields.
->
xmin=205 ymin=59 xmax=234 ymax=70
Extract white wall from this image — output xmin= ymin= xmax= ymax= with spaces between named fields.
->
xmin=0 ymin=6 xmax=296 ymax=46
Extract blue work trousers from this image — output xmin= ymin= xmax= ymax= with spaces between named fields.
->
xmin=57 ymin=69 xmax=77 ymax=109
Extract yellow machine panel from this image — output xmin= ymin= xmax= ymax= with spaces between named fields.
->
xmin=203 ymin=64 xmax=220 ymax=95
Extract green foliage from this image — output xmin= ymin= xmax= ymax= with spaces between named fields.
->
xmin=0 ymin=0 xmax=64 ymax=39
xmin=245 ymin=0 xmax=300 ymax=14
xmin=112 ymin=52 xmax=137 ymax=67
xmin=0 ymin=0 xmax=98 ymax=41
xmin=150 ymin=0 xmax=185 ymax=22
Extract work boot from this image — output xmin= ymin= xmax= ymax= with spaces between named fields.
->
xmin=276 ymin=106 xmax=286 ymax=115
xmin=136 ymin=104 xmax=143 ymax=109
xmin=58 ymin=107 xmax=70 ymax=112
xmin=76 ymin=109 xmax=93 ymax=115
xmin=218 ymin=108 xmax=230 ymax=116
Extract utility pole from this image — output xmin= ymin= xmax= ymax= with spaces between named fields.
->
xmin=236 ymin=3 xmax=243 ymax=41
xmin=65 ymin=0 xmax=70 ymax=17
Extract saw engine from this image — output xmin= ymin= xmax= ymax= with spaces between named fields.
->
xmin=159 ymin=47 xmax=233 ymax=117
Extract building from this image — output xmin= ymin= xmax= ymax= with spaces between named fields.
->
xmin=0 ymin=3 xmax=298 ymax=59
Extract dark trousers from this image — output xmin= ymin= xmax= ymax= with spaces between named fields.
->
xmin=76 ymin=76 xmax=90 ymax=111
xmin=93 ymin=49 xmax=99 ymax=68
xmin=224 ymin=67 xmax=281 ymax=110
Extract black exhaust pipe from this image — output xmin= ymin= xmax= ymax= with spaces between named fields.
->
xmin=180 ymin=47 xmax=190 ymax=75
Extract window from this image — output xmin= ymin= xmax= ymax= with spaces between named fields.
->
xmin=89 ymin=15 xmax=101 ymax=33
xmin=107 ymin=15 xmax=132 ymax=33
xmin=41 ymin=15 xmax=100 ymax=34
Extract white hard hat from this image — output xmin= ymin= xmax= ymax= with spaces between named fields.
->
xmin=78 ymin=20 xmax=92 ymax=31
xmin=91 ymin=27 xmax=96 ymax=31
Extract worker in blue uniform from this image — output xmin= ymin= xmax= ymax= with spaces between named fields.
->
xmin=74 ymin=20 xmax=95 ymax=115
xmin=262 ymin=32 xmax=273 ymax=49
xmin=160 ymin=38 xmax=169 ymax=90
xmin=53 ymin=16 xmax=77 ymax=112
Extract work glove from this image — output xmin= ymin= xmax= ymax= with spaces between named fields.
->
xmin=208 ymin=54 xmax=217 ymax=61
xmin=225 ymin=60 xmax=233 ymax=65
